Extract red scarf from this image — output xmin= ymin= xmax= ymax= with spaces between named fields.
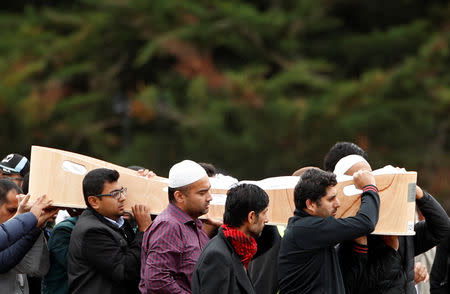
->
xmin=221 ymin=224 xmax=257 ymax=269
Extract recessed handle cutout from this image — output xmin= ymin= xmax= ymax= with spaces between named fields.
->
xmin=210 ymin=194 xmax=227 ymax=206
xmin=343 ymin=185 xmax=362 ymax=196
xmin=62 ymin=160 xmax=88 ymax=175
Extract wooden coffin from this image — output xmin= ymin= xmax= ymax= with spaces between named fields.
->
xmin=28 ymin=146 xmax=416 ymax=234
xmin=208 ymin=172 xmax=416 ymax=235
xmin=335 ymin=171 xmax=417 ymax=235
xmin=28 ymin=146 xmax=170 ymax=213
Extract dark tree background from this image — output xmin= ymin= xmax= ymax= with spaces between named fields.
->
xmin=0 ymin=0 xmax=449 ymax=210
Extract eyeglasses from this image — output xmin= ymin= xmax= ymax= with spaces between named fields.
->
xmin=93 ymin=187 xmax=127 ymax=200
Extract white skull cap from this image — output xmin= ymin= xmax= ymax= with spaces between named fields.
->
xmin=333 ymin=154 xmax=369 ymax=176
xmin=168 ymin=160 xmax=207 ymax=188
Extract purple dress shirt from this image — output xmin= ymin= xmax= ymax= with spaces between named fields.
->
xmin=139 ymin=203 xmax=210 ymax=294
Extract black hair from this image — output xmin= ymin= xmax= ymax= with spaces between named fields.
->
xmin=22 ymin=172 xmax=29 ymax=194
xmin=223 ymin=184 xmax=269 ymax=227
xmin=127 ymin=165 xmax=145 ymax=171
xmin=198 ymin=162 xmax=216 ymax=177
xmin=0 ymin=179 xmax=23 ymax=205
xmin=323 ymin=142 xmax=369 ymax=172
xmin=82 ymin=168 xmax=119 ymax=207
xmin=294 ymin=169 xmax=337 ymax=210
xmin=168 ymin=187 xmax=177 ymax=203
xmin=168 ymin=185 xmax=190 ymax=203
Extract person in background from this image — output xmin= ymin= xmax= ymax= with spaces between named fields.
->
xmin=198 ymin=162 xmax=216 ymax=177
xmin=430 ymin=234 xmax=450 ymax=294
xmin=0 ymin=179 xmax=57 ymax=294
xmin=42 ymin=210 xmax=79 ymax=294
xmin=0 ymin=189 xmax=55 ymax=273
xmin=325 ymin=141 xmax=450 ymax=294
xmin=415 ymin=209 xmax=435 ymax=294
xmin=0 ymin=154 xmax=30 ymax=188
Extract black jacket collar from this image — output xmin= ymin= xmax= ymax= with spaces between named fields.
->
xmin=294 ymin=208 xmax=310 ymax=217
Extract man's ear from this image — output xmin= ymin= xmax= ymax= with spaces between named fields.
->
xmin=88 ymin=196 xmax=101 ymax=210
xmin=247 ymin=211 xmax=257 ymax=224
xmin=305 ymin=199 xmax=316 ymax=212
xmin=173 ymin=190 xmax=185 ymax=204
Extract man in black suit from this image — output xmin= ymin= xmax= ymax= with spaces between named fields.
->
xmin=191 ymin=184 xmax=269 ymax=294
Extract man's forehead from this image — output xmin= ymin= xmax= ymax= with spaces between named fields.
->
xmin=102 ymin=181 xmax=121 ymax=192
xmin=5 ymin=189 xmax=19 ymax=203
xmin=188 ymin=176 xmax=210 ymax=190
xmin=325 ymin=185 xmax=338 ymax=196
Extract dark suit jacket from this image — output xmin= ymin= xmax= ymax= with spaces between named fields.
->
xmin=67 ymin=208 xmax=142 ymax=294
xmin=191 ymin=228 xmax=255 ymax=294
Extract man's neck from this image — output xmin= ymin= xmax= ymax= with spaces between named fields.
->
xmin=173 ymin=203 xmax=199 ymax=220
xmin=238 ymin=226 xmax=252 ymax=239
xmin=303 ymin=208 xmax=316 ymax=216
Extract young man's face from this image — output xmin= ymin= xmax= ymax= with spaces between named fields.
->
xmin=181 ymin=176 xmax=212 ymax=219
xmin=312 ymin=185 xmax=340 ymax=218
xmin=93 ymin=181 xmax=126 ymax=221
xmin=0 ymin=189 xmax=19 ymax=224
xmin=248 ymin=207 xmax=269 ymax=238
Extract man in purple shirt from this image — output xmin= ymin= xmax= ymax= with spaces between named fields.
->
xmin=139 ymin=160 xmax=214 ymax=294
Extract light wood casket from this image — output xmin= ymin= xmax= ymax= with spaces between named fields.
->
xmin=28 ymin=146 xmax=416 ymax=234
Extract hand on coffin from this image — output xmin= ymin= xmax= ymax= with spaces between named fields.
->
xmin=132 ymin=204 xmax=152 ymax=232
xmin=414 ymin=261 xmax=429 ymax=284
xmin=16 ymin=194 xmax=32 ymax=215
xmin=29 ymin=194 xmax=59 ymax=227
xmin=137 ymin=169 xmax=156 ymax=178
xmin=352 ymin=170 xmax=376 ymax=190
xmin=202 ymin=215 xmax=223 ymax=238
xmin=381 ymin=235 xmax=399 ymax=251
xmin=354 ymin=236 xmax=367 ymax=245
xmin=415 ymin=185 xmax=424 ymax=200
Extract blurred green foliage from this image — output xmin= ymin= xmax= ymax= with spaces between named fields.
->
xmin=0 ymin=0 xmax=449 ymax=208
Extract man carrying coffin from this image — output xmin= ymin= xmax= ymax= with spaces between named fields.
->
xmin=68 ymin=168 xmax=152 ymax=294
xmin=278 ymin=168 xmax=380 ymax=294
xmin=327 ymin=145 xmax=450 ymax=294
xmin=139 ymin=160 xmax=219 ymax=294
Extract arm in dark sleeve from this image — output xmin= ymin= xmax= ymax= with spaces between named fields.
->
xmin=414 ymin=191 xmax=450 ymax=255
xmin=133 ymin=231 xmax=144 ymax=249
xmin=192 ymin=250 xmax=231 ymax=294
xmin=254 ymin=225 xmax=281 ymax=258
xmin=0 ymin=212 xmax=38 ymax=251
xmin=338 ymin=241 xmax=369 ymax=294
xmin=297 ymin=186 xmax=380 ymax=248
xmin=0 ymin=227 xmax=42 ymax=273
xmin=430 ymin=236 xmax=450 ymax=291
xmin=81 ymin=227 xmax=141 ymax=283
